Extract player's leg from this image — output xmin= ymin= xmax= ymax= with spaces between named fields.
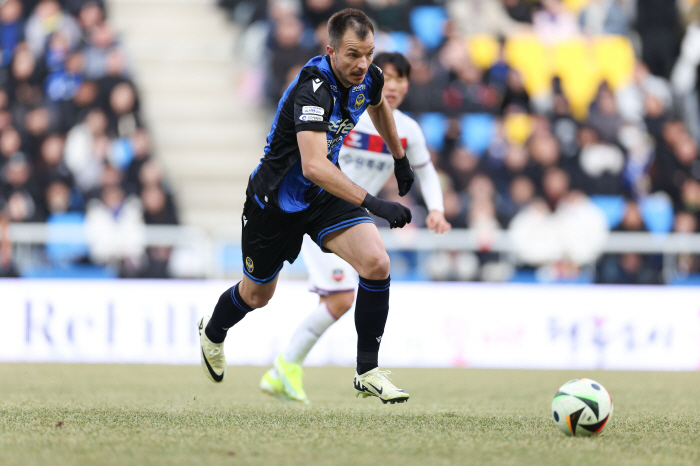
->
xmin=261 ymin=236 xmax=356 ymax=402
xmin=322 ymin=222 xmax=409 ymax=404
xmin=200 ymin=194 xmax=302 ymax=384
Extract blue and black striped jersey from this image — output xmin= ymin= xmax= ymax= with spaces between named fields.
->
xmin=247 ymin=55 xmax=384 ymax=213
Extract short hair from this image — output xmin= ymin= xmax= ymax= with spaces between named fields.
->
xmin=327 ymin=8 xmax=374 ymax=50
xmin=373 ymin=52 xmax=411 ymax=80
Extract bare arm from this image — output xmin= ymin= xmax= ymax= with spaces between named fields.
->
xmin=366 ymin=95 xmax=405 ymax=159
xmin=298 ymin=130 xmax=367 ymax=206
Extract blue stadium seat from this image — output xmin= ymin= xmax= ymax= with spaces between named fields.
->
xmin=383 ymin=31 xmax=413 ymax=55
xmin=46 ymin=212 xmax=89 ymax=265
xmin=590 ymin=195 xmax=626 ymax=229
xmin=417 ymin=112 xmax=447 ymax=151
xmin=639 ymin=193 xmax=674 ymax=234
xmin=409 ymin=6 xmax=448 ymax=50
xmin=21 ymin=263 xmax=117 ymax=279
xmin=460 ymin=113 xmax=495 ymax=156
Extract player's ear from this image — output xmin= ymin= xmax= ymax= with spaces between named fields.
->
xmin=326 ymin=44 xmax=334 ymax=57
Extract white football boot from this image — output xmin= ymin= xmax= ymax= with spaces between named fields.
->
xmin=353 ymin=368 xmax=409 ymax=404
xmin=198 ymin=316 xmax=226 ymax=383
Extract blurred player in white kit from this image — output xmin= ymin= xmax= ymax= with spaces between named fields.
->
xmin=260 ymin=52 xmax=451 ymax=403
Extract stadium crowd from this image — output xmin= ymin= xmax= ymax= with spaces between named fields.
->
xmin=0 ymin=0 xmax=179 ymax=278
xmin=221 ymin=0 xmax=700 ymax=284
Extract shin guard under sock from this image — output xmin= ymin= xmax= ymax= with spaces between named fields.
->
xmin=354 ymin=275 xmax=390 ymax=375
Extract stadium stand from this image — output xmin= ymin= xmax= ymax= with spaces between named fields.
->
xmin=3 ymin=0 xmax=700 ymax=285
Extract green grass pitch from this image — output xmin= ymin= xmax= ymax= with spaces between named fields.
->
xmin=1 ymin=364 xmax=699 ymax=466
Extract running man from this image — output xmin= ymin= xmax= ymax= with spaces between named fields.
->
xmin=259 ymin=52 xmax=452 ymax=403
xmin=198 ymin=9 xmax=415 ymax=404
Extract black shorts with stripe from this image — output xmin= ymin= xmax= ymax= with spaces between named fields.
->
xmin=240 ymin=189 xmax=374 ymax=285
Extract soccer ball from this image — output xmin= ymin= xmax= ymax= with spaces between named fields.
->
xmin=551 ymin=378 xmax=613 ymax=437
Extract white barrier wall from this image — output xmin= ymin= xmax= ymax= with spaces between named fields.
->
xmin=0 ymin=280 xmax=699 ymax=370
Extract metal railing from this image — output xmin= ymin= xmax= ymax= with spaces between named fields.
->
xmin=7 ymin=223 xmax=700 ymax=280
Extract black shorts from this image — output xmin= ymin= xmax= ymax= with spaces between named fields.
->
xmin=240 ymin=190 xmax=374 ymax=284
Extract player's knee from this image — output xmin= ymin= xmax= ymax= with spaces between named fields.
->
xmin=245 ymin=292 xmax=272 ymax=309
xmin=362 ymin=251 xmax=391 ymax=280
xmin=327 ymin=292 xmax=355 ymax=317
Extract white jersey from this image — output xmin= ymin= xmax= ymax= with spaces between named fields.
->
xmin=302 ymin=108 xmax=445 ymax=295
xmin=338 ymin=109 xmax=434 ymax=201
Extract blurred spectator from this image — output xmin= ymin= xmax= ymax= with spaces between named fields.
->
xmin=24 ymin=0 xmax=81 ymax=59
xmin=64 ymin=107 xmax=108 ymax=193
xmin=85 ymin=182 xmax=145 ymax=277
xmin=0 ymin=0 xmax=25 ymax=69
xmin=596 ymin=200 xmax=663 ymax=284
xmin=635 ymin=0 xmax=682 ymax=80
xmin=1 ymin=152 xmax=43 ymax=222
xmin=578 ymin=0 xmax=631 ymax=36
xmin=0 ymin=197 xmax=18 ymax=277
xmin=266 ymin=14 xmax=315 ymax=103
xmin=532 ymin=0 xmax=579 ymax=44
xmin=447 ymin=0 xmax=531 ymax=37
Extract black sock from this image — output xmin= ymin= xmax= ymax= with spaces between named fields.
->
xmin=354 ymin=275 xmax=390 ymax=375
xmin=205 ymin=282 xmax=253 ymax=343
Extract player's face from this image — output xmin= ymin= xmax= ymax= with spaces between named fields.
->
xmin=327 ymin=30 xmax=375 ymax=88
xmin=380 ymin=63 xmax=409 ymax=110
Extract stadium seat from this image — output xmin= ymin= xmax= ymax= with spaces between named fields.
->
xmin=460 ymin=113 xmax=495 ymax=156
xmin=562 ymin=0 xmax=591 ymax=13
xmin=503 ymin=34 xmax=552 ymax=97
xmin=409 ymin=6 xmax=448 ymax=50
xmin=466 ymin=34 xmax=500 ymax=70
xmin=639 ymin=193 xmax=675 ymax=234
xmin=382 ymin=31 xmax=413 ymax=55
xmin=503 ymin=112 xmax=533 ymax=145
xmin=46 ymin=212 xmax=89 ymax=266
xmin=592 ymin=35 xmax=635 ymax=91
xmin=553 ymin=38 xmax=601 ymax=119
xmin=417 ymin=112 xmax=448 ymax=151
xmin=21 ymin=263 xmax=118 ymax=279
xmin=590 ymin=195 xmax=626 ymax=229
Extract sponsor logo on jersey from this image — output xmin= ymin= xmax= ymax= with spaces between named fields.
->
xmin=245 ymin=257 xmax=254 ymax=273
xmin=302 ymin=106 xmax=324 ymax=115
xmin=312 ymin=78 xmax=322 ymax=93
xmin=299 ymin=114 xmax=323 ymax=122
xmin=352 ymin=84 xmax=367 ymax=92
xmin=343 ymin=130 xmax=408 ymax=154
xmin=329 ymin=118 xmax=354 ymax=135
xmin=330 ymin=84 xmax=338 ymax=92
xmin=354 ymin=94 xmax=365 ymax=110
xmin=332 ymin=269 xmax=345 ymax=282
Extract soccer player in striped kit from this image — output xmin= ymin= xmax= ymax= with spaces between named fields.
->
xmin=260 ymin=52 xmax=451 ymax=403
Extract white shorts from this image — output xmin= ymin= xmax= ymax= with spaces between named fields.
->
xmin=301 ymin=235 xmax=357 ymax=295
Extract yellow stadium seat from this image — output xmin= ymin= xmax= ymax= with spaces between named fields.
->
xmin=504 ymin=113 xmax=534 ymax=145
xmin=504 ymin=34 xmax=552 ymax=97
xmin=592 ymin=35 xmax=635 ymax=91
xmin=553 ymin=38 xmax=601 ymax=119
xmin=466 ymin=34 xmax=500 ymax=70
xmin=562 ymin=0 xmax=591 ymax=13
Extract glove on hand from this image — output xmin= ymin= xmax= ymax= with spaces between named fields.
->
xmin=361 ymin=193 xmax=412 ymax=229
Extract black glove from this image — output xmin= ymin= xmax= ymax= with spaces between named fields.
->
xmin=393 ymin=154 xmax=414 ymax=196
xmin=361 ymin=193 xmax=412 ymax=229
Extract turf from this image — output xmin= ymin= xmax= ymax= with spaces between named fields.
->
xmin=0 ymin=364 xmax=698 ymax=466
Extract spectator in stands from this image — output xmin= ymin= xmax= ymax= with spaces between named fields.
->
xmin=578 ymin=0 xmax=632 ymax=36
xmin=266 ymin=13 xmax=315 ymax=104
xmin=0 ymin=0 xmax=25 ymax=69
xmin=105 ymin=80 xmax=141 ymax=138
xmin=635 ymin=0 xmax=682 ymax=79
xmin=0 ymin=197 xmax=18 ymax=277
xmin=572 ymin=125 xmax=626 ymax=195
xmin=597 ymin=199 xmax=663 ymax=284
xmin=447 ymin=0 xmax=531 ymax=37
xmin=0 ymin=126 xmax=24 ymax=169
xmin=64 ymin=107 xmax=108 ymax=193
xmin=587 ymin=82 xmax=623 ymax=145
xmin=1 ymin=152 xmax=43 ymax=222
xmin=532 ymin=0 xmax=579 ymax=44
xmin=24 ymin=0 xmax=81 ymax=59
xmin=35 ymin=132 xmax=74 ymax=196
xmin=85 ymin=182 xmax=145 ymax=277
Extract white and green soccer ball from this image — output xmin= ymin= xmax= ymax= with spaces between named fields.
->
xmin=551 ymin=378 xmax=613 ymax=437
